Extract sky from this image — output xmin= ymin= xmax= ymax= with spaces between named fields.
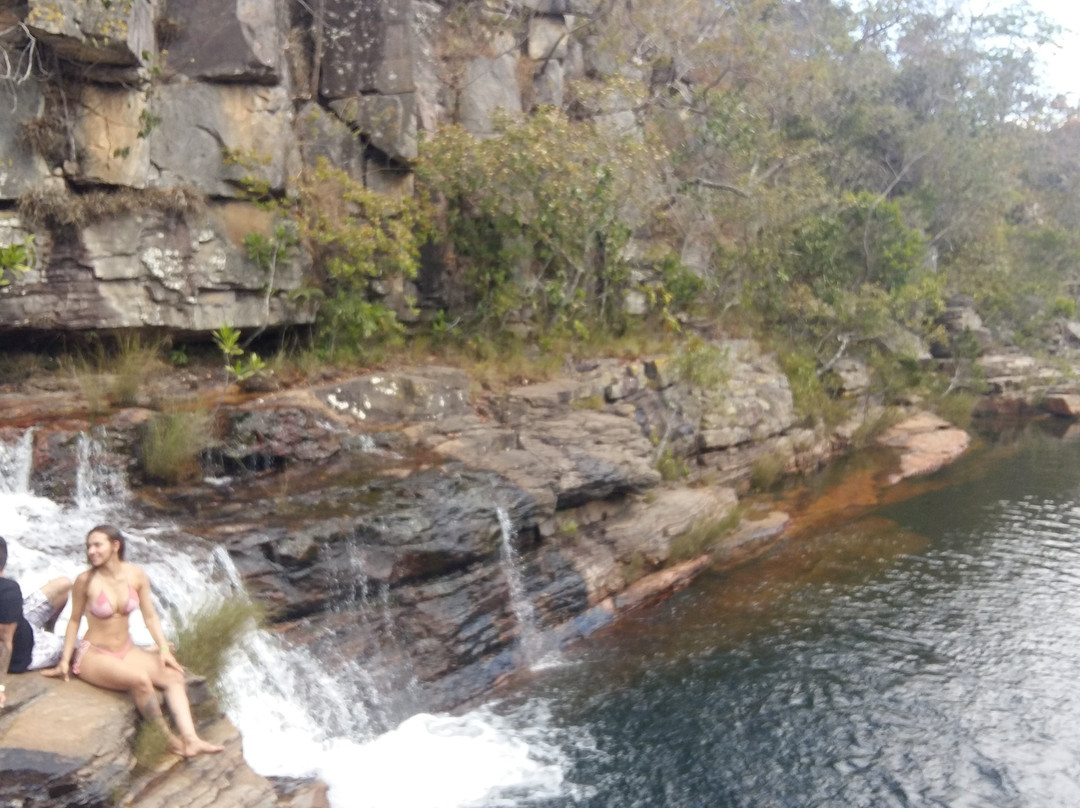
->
xmin=982 ymin=0 xmax=1080 ymax=101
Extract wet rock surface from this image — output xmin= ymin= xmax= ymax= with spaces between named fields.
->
xmin=0 ymin=673 xmax=327 ymax=808
xmin=7 ymin=341 xmax=1073 ymax=803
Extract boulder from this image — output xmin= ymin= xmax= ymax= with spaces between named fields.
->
xmin=71 ymin=84 xmax=151 ymax=188
xmin=527 ymin=14 xmax=568 ymax=61
xmin=148 ymin=80 xmax=293 ymax=197
xmin=459 ymin=53 xmax=522 ymax=136
xmin=0 ymin=72 xmax=50 ymax=200
xmin=329 ymin=92 xmax=418 ymax=162
xmin=0 ymin=672 xmax=318 ymax=807
xmin=1042 ymin=392 xmax=1080 ymax=419
xmin=823 ymin=357 xmax=871 ymax=398
xmin=533 ymin=57 xmax=564 ymax=109
xmin=26 ymin=0 xmax=159 ymax=68
xmin=313 ymin=367 xmax=473 ymax=425
xmin=165 ymin=0 xmax=284 ymax=83
xmin=875 ymin=412 xmax=970 ymax=484
xmin=295 ymin=101 xmax=366 ymax=180
xmin=319 ymin=0 xmax=414 ymax=99
xmin=0 ymin=201 xmax=316 ymax=333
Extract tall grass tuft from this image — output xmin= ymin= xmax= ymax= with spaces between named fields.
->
xmin=141 ymin=409 xmax=214 ymax=485
xmin=109 ymin=334 xmax=166 ymax=407
xmin=173 ymin=598 xmax=264 ymax=695
xmin=132 ymin=720 xmax=171 ymax=772
xmin=68 ymin=333 xmax=166 ymax=411
xmin=750 ymin=450 xmax=788 ymax=492
xmin=934 ymin=391 xmax=978 ymax=431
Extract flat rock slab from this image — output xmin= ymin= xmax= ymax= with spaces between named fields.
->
xmin=876 ymin=412 xmax=971 ymax=484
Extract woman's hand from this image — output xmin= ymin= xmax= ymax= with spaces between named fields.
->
xmin=158 ymin=644 xmax=184 ymax=674
xmin=41 ymin=660 xmax=69 ymax=681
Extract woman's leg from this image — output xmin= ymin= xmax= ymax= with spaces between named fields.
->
xmin=74 ymin=646 xmax=183 ymax=753
xmin=124 ymin=647 xmax=224 ymax=756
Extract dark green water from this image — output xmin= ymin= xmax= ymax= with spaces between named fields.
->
xmin=492 ymin=424 xmax=1080 ymax=807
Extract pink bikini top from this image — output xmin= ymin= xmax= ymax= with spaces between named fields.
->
xmin=88 ymin=585 xmax=140 ymax=619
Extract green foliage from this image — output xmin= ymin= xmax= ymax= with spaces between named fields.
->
xmin=109 ymin=335 xmax=166 ymax=407
xmin=283 ymin=159 xmax=429 ymax=356
xmin=137 ymin=108 xmax=162 ymax=139
xmin=244 ymin=225 xmax=298 ymax=271
xmin=933 ymin=391 xmax=979 ymax=430
xmin=417 ymin=107 xmax=665 ymax=337
xmin=67 ymin=334 xmax=165 ymax=412
xmin=778 ymin=348 xmax=846 ymax=426
xmin=659 ymin=254 xmax=705 ymax=312
xmin=750 ymin=451 xmax=788 ymax=492
xmin=141 ymin=409 xmax=213 ymax=485
xmin=655 ymin=447 xmax=689 ymax=481
xmin=132 ymin=719 xmax=170 ymax=772
xmin=173 ymin=598 xmax=263 ymax=694
xmin=784 ymin=193 xmax=926 ymax=304
xmin=213 ymin=325 xmax=265 ymax=384
xmin=667 ymin=338 xmax=730 ymax=388
xmin=0 ymin=235 xmax=33 ymax=287
xmin=557 ymin=518 xmax=580 ymax=537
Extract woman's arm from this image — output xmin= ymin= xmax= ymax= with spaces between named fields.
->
xmin=133 ymin=565 xmax=182 ymax=673
xmin=43 ymin=572 xmax=88 ymax=681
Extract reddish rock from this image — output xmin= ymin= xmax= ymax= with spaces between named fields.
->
xmin=1043 ymin=393 xmax=1080 ymax=418
xmin=876 ymin=412 xmax=971 ymax=484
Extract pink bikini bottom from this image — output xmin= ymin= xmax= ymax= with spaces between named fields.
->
xmin=71 ymin=638 xmax=134 ymax=675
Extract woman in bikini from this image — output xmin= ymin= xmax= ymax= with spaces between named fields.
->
xmin=44 ymin=524 xmax=223 ymax=757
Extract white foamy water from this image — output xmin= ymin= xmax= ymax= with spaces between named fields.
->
xmin=1 ymin=432 xmax=574 ymax=808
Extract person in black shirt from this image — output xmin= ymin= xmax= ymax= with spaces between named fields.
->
xmin=0 ymin=536 xmax=72 ymax=709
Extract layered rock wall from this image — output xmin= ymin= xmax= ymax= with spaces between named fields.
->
xmin=0 ymin=0 xmax=633 ymax=335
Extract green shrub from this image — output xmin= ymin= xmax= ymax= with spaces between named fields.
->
xmin=933 ymin=391 xmax=978 ymax=430
xmin=667 ymin=337 xmax=730 ymax=388
xmin=141 ymin=410 xmax=213 ymax=485
xmin=850 ymin=406 xmax=906 ymax=450
xmin=417 ymin=107 xmax=665 ymax=337
xmin=655 ymin=448 xmax=689 ymax=481
xmin=750 ymin=451 xmax=788 ymax=492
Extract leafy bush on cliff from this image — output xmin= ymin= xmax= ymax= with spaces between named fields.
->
xmin=418 ymin=107 xmax=670 ymax=339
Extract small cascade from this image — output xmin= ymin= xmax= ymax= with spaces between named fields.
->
xmin=496 ymin=506 xmax=544 ymax=667
xmin=0 ymin=431 xmax=572 ymax=808
xmin=0 ymin=428 xmax=33 ymax=494
xmin=75 ymin=430 xmax=129 ymax=510
xmin=325 ymin=534 xmax=421 ymax=731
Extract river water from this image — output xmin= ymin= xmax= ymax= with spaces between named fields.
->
xmin=482 ymin=423 xmax=1080 ymax=807
xmin=6 ymin=422 xmax=1080 ymax=807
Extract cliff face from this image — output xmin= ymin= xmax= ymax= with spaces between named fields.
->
xmin=0 ymin=0 xmax=618 ymax=336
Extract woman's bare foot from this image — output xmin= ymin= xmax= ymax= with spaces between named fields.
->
xmin=179 ymin=735 xmax=225 ymax=756
xmin=167 ymin=735 xmax=187 ymax=757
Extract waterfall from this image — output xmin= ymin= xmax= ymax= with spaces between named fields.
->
xmin=1 ymin=431 xmax=570 ymax=808
xmin=0 ymin=429 xmax=33 ymax=494
xmin=496 ymin=507 xmax=545 ymax=667
xmin=75 ymin=430 xmax=129 ymax=510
